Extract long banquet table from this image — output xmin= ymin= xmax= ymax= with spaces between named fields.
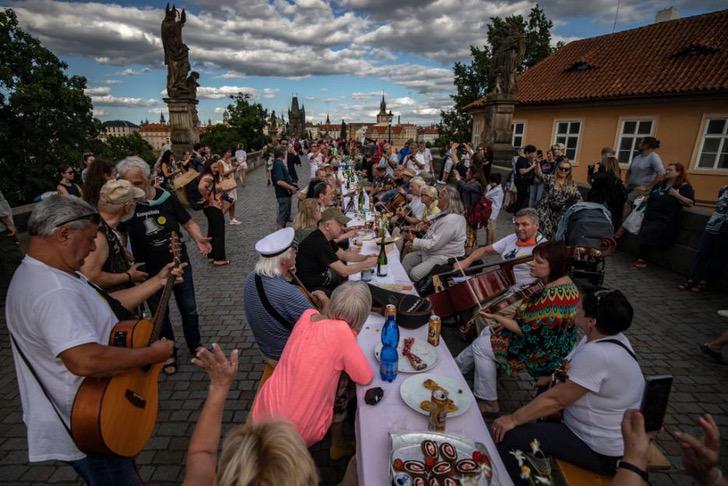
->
xmin=350 ymin=237 xmax=513 ymax=486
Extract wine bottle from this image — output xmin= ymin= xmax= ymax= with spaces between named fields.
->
xmin=377 ymin=233 xmax=388 ymax=277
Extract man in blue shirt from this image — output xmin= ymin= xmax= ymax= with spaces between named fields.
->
xmin=243 ymin=228 xmax=328 ymax=365
xmin=270 ymin=146 xmax=298 ymax=229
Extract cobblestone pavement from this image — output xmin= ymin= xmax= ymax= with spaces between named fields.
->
xmin=1 ymin=165 xmax=726 ymax=485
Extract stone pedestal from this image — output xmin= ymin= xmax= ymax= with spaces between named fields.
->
xmin=164 ymin=97 xmax=200 ymax=158
xmin=482 ymin=94 xmax=517 ymax=165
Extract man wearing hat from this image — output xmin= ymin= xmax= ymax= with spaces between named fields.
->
xmin=296 ymin=208 xmax=377 ymax=294
xmin=79 ymin=179 xmax=149 ymax=293
xmin=244 ymin=228 xmax=328 ymax=365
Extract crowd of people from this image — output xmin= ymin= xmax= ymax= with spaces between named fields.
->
xmin=1 ymin=131 xmax=727 ymax=486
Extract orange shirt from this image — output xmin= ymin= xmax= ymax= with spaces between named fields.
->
xmin=250 ymin=309 xmax=373 ymax=445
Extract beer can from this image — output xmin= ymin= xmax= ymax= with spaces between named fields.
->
xmin=427 ymin=314 xmax=442 ymax=347
xmin=428 ymin=388 xmax=449 ymax=432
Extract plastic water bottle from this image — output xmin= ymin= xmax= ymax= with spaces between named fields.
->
xmin=380 ymin=304 xmax=399 ymax=382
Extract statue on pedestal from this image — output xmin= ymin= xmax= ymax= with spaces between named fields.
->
xmin=490 ymin=25 xmax=526 ymax=98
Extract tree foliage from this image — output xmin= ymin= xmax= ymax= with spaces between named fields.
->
xmin=200 ymin=93 xmax=268 ymax=154
xmin=436 ymin=5 xmax=556 ymax=146
xmin=93 ymin=132 xmax=155 ymax=164
xmin=0 ymin=8 xmax=97 ymax=205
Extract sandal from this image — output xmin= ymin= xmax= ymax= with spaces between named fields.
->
xmin=212 ymin=260 xmax=231 ymax=266
xmin=690 ymin=281 xmax=708 ymax=293
xmin=163 ymin=348 xmax=178 ymax=375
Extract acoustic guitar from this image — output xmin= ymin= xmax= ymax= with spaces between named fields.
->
xmin=70 ymin=233 xmax=181 ymax=457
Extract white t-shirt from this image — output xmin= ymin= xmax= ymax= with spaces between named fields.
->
xmin=490 ymin=233 xmax=546 ymax=285
xmin=441 ymin=157 xmax=454 ymax=182
xmin=308 ymin=152 xmax=323 ymax=178
xmin=414 ymin=152 xmax=428 ymax=174
xmin=564 ymin=334 xmax=645 ymax=457
xmin=424 ymin=148 xmax=433 ymax=170
xmin=485 ymin=184 xmax=504 ymax=222
xmin=6 ymin=256 xmax=118 ymax=462
xmin=409 ymin=196 xmax=426 ymax=220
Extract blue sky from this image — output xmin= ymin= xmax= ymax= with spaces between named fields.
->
xmin=8 ymin=0 xmax=724 ymax=126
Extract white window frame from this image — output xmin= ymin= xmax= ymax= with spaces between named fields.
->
xmin=613 ymin=117 xmax=656 ymax=168
xmin=472 ymin=118 xmax=481 ymax=146
xmin=552 ymin=119 xmax=583 ymax=163
xmin=690 ymin=114 xmax=728 ymax=174
xmin=512 ymin=120 xmax=526 ymax=149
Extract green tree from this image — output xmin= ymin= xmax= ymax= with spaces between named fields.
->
xmin=199 ymin=124 xmax=242 ymax=155
xmin=437 ymin=5 xmax=555 ymax=146
xmin=225 ymin=93 xmax=268 ymax=150
xmin=0 ymin=8 xmax=98 ymax=205
xmin=94 ymin=132 xmax=155 ymax=164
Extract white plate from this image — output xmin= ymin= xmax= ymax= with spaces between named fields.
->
xmin=374 ymin=338 xmax=439 ymax=373
xmin=400 ymin=373 xmax=473 ymax=418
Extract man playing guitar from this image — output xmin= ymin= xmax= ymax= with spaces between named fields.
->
xmin=6 ymin=195 xmax=182 ymax=485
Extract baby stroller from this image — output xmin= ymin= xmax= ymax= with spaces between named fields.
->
xmin=555 ymin=202 xmax=617 ymax=288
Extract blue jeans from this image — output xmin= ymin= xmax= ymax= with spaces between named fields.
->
xmin=146 ymin=260 xmax=202 ymax=353
xmin=69 ymin=454 xmax=141 ymax=486
xmin=529 ymin=182 xmax=544 ymax=208
xmin=690 ymin=230 xmax=728 ymax=284
xmin=276 ymin=196 xmax=292 ymax=226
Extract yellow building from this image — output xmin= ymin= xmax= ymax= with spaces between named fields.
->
xmin=466 ymin=9 xmax=728 ymax=205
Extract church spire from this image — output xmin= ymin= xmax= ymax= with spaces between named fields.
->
xmin=325 ymin=112 xmax=330 ymax=124
xmin=378 ymin=93 xmax=387 ymax=116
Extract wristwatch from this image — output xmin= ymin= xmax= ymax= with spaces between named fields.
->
xmin=617 ymin=460 xmax=648 ymax=483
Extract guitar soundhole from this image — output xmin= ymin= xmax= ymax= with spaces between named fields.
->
xmin=112 ymin=331 xmax=128 ymax=347
xmin=125 ymin=389 xmax=147 ymax=409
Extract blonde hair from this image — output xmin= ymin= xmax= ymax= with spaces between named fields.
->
xmin=421 ymin=185 xmax=438 ymax=200
xmin=293 ymin=198 xmax=320 ymax=231
xmin=216 ymin=421 xmax=318 ymax=486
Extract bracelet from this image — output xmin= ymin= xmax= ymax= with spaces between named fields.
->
xmin=125 ymin=271 xmax=132 ymax=284
xmin=617 ymin=460 xmax=649 ymax=483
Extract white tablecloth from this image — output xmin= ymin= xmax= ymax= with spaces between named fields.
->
xmin=352 ymin=246 xmax=513 ymax=486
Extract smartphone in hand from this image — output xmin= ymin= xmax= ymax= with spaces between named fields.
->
xmin=640 ymin=375 xmax=673 ymax=432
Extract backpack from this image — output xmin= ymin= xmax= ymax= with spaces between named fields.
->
xmin=466 ymin=195 xmax=493 ymax=229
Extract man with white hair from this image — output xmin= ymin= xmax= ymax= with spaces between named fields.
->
xmin=117 ymin=156 xmax=212 ymax=374
xmin=244 ymin=228 xmax=329 ymax=366
xmin=79 ymin=180 xmax=148 ymax=293
xmin=6 ymin=194 xmax=179 ymax=484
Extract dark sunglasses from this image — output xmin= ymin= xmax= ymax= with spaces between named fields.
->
xmin=557 ymin=166 xmax=571 ymax=172
xmin=55 ymin=212 xmax=101 ymax=228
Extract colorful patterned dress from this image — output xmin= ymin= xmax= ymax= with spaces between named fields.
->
xmin=491 ymin=282 xmax=579 ymax=378
xmin=535 ymin=174 xmax=582 ymax=239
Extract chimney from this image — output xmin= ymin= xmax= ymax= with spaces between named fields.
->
xmin=655 ymin=6 xmax=679 ymax=23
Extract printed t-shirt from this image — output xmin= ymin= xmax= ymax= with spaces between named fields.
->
xmin=124 ymin=187 xmax=191 ymax=273
xmin=490 ymin=233 xmax=546 ymax=285
xmin=6 ymin=256 xmax=118 ymax=462
xmin=563 ymin=333 xmax=645 ymax=456
xmin=295 ymin=229 xmax=340 ymax=289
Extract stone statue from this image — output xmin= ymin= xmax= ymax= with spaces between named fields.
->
xmin=490 ymin=24 xmax=526 ymax=97
xmin=162 ymin=4 xmax=191 ymax=98
xmin=177 ymin=71 xmax=199 ymax=99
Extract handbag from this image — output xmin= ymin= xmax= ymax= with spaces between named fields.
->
xmin=219 ymin=176 xmax=237 ymax=192
xmin=622 ymin=195 xmax=647 ymax=234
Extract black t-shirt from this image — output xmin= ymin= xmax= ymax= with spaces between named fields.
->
xmin=126 ymin=188 xmax=191 ymax=272
xmin=515 ymin=156 xmax=534 ymax=184
xmin=295 ymin=229 xmax=340 ymax=288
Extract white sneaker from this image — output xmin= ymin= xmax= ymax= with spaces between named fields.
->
xmin=229 ymin=219 xmax=241 ymax=225
xmin=718 ymin=310 xmax=728 ymax=319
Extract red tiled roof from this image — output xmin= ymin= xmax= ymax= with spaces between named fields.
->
xmin=418 ymin=127 xmax=439 ymax=134
xmin=139 ymin=123 xmax=169 ymax=133
xmin=366 ymin=125 xmax=413 ymax=134
xmin=465 ymin=9 xmax=728 ymax=109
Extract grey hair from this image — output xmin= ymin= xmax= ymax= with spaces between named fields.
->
xmin=323 ymin=281 xmax=372 ymax=330
xmin=515 ymin=208 xmax=540 ymax=225
xmin=410 ymin=176 xmax=425 ymax=189
xmin=28 ymin=194 xmax=96 ymax=236
xmin=254 ymin=247 xmax=295 ymax=278
xmin=116 ymin=156 xmax=151 ymax=179
xmin=441 ymin=186 xmax=464 ymax=215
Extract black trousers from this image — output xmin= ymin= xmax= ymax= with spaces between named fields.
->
xmin=203 ymin=206 xmax=226 ymax=261
xmin=515 ymin=181 xmax=531 ymax=210
xmin=497 ymin=422 xmax=620 ymax=485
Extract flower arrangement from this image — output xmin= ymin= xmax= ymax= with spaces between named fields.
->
xmin=509 ymin=439 xmax=554 ymax=485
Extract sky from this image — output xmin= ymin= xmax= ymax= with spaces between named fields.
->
xmin=7 ymin=0 xmax=725 ymax=126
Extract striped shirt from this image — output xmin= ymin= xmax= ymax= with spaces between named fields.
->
xmin=243 ymin=273 xmax=312 ymax=360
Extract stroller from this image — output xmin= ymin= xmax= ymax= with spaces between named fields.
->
xmin=555 ymin=202 xmax=617 ymax=288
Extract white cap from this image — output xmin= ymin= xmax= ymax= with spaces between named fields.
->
xmin=255 ymin=227 xmax=295 ymax=257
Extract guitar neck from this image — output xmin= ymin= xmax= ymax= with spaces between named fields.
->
xmin=148 ymin=275 xmax=175 ymax=345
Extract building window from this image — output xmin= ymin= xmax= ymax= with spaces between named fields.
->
xmin=696 ymin=117 xmax=728 ymax=170
xmin=617 ymin=119 xmax=654 ymax=164
xmin=512 ymin=122 xmax=525 ymax=149
xmin=554 ymin=120 xmax=581 ymax=160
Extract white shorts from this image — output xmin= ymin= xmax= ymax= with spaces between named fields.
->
xmin=237 ymin=162 xmax=248 ymax=171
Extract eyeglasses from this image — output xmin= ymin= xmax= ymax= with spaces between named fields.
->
xmin=54 ymin=212 xmax=101 ymax=228
xmin=557 ymin=166 xmax=571 ymax=172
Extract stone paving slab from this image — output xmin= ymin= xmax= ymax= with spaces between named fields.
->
xmin=0 ymin=165 xmax=726 ymax=485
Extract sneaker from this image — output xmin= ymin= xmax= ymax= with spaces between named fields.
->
xmin=718 ymin=310 xmax=728 ymax=319
xmin=229 ymin=219 xmax=241 ymax=225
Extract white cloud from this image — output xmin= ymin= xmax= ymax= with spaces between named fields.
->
xmin=84 ymin=86 xmax=111 ymax=96
xmin=261 ymin=87 xmax=279 ymax=99
xmin=104 ymin=79 xmax=121 ymax=84
xmin=146 ymin=107 xmax=168 ymax=114
xmin=213 ymin=107 xmax=227 ymax=113
xmin=218 ymin=71 xmax=246 ymax=79
xmin=91 ymin=94 xmax=158 ymax=107
xmin=92 ymin=107 xmax=106 ymax=116
xmin=196 ymin=86 xmax=259 ymax=99
xmin=120 ymin=67 xmax=150 ymax=76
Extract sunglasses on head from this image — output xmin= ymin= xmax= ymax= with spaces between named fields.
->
xmin=55 ymin=212 xmax=101 ymax=228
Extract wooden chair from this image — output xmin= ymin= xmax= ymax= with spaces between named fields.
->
xmin=555 ymin=443 xmax=671 ymax=486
